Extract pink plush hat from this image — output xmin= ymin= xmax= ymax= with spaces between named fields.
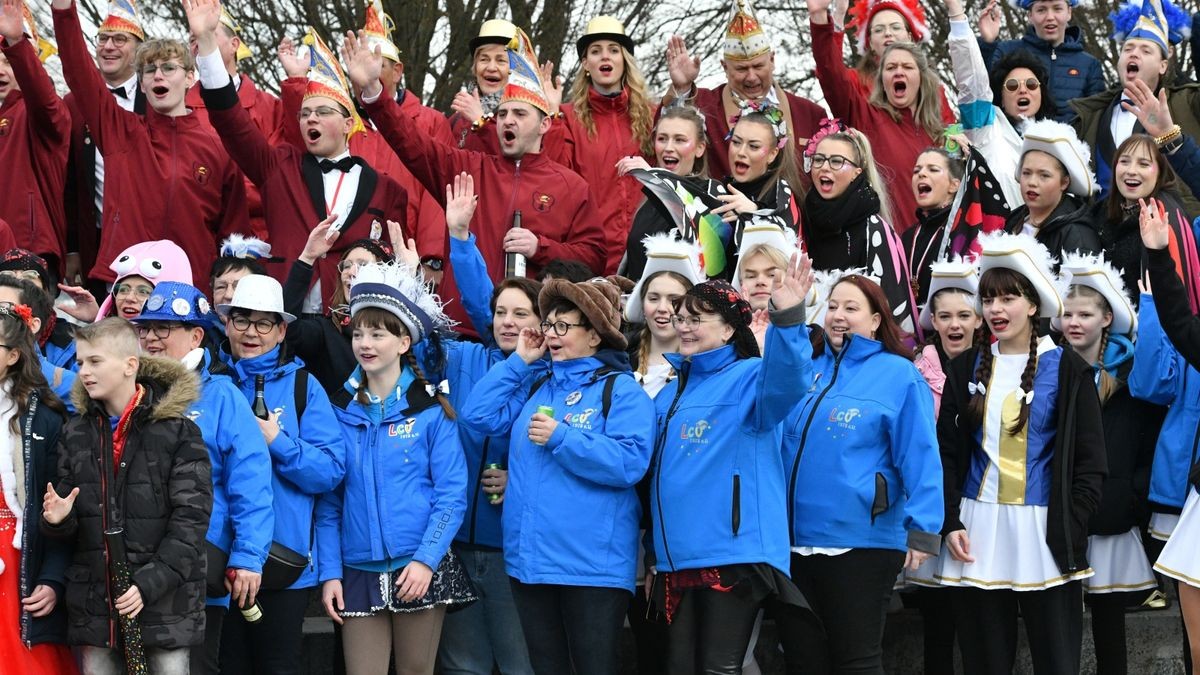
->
xmin=97 ymin=240 xmax=193 ymax=318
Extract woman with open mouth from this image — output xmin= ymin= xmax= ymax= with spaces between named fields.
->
xmin=800 ymin=119 xmax=918 ymax=339
xmin=59 ymin=239 xmax=194 ymax=326
xmin=776 ymin=272 xmax=943 ymax=674
xmin=448 ymin=19 xmax=516 ymax=155
xmin=903 ymin=148 xmax=965 ymax=307
xmin=1092 ymin=134 xmax=1197 ymax=307
xmin=1004 ymin=119 xmax=1101 ymax=264
xmin=1056 ymin=252 xmax=1164 ymax=675
xmin=809 ymin=0 xmax=954 ymax=235
xmin=936 ymin=231 xmax=1105 ymax=674
xmin=559 ymin=16 xmax=656 ymax=275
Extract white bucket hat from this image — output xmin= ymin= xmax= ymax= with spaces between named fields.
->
xmin=215 ymin=274 xmax=296 ymax=324
xmin=624 ymin=233 xmax=706 ymax=324
xmin=1053 ymin=251 xmax=1137 ymax=335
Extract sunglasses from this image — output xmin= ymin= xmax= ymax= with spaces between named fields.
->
xmin=1003 ymin=78 xmax=1041 ymax=92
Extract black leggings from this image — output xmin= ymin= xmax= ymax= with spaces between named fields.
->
xmin=1088 ymin=592 xmax=1143 ymax=675
xmin=509 ymin=579 xmax=630 ymax=675
xmin=777 ymin=549 xmax=905 ymax=675
xmin=629 ymin=586 xmax=668 ymax=675
xmin=952 ymin=582 xmax=1083 ymax=675
xmin=219 ymin=587 xmax=311 ymax=675
xmin=666 ymin=586 xmax=761 ymax=674
xmin=915 ymin=587 xmax=957 ymax=675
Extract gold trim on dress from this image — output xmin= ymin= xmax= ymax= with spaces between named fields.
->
xmin=934 ymin=568 xmax=1093 ymax=590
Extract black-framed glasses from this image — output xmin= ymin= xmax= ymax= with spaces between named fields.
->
xmin=809 ymin=153 xmax=858 ymax=171
xmin=297 ymin=106 xmax=347 ymax=121
xmin=670 ymin=315 xmax=725 ymax=329
xmin=113 ymin=283 xmax=153 ymax=300
xmin=1003 ymin=77 xmax=1040 ymax=92
xmin=229 ymin=315 xmax=280 ymax=335
xmin=98 ymin=33 xmax=131 ymax=47
xmin=140 ymin=62 xmax=186 ymax=77
xmin=539 ymin=320 xmax=587 ymax=336
xmin=135 ymin=323 xmax=184 ymax=340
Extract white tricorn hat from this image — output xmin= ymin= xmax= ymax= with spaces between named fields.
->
xmin=1053 ymin=250 xmax=1137 ymax=335
xmin=919 ymin=256 xmax=980 ymax=332
xmin=625 ymin=233 xmax=706 ymax=324
xmin=977 ymin=231 xmax=1065 ymax=319
xmin=1020 ymin=118 xmax=1098 ymax=198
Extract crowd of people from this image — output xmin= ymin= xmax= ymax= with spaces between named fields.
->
xmin=3 ymin=0 xmax=1200 ymax=673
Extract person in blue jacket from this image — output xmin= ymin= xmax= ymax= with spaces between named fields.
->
xmin=0 ymin=249 xmax=76 ymax=370
xmin=436 ymin=172 xmax=541 ymax=675
xmin=648 ymin=257 xmax=814 ymax=672
xmin=316 ymin=261 xmax=475 ymax=674
xmin=977 ymin=0 xmax=1106 ymax=121
xmin=214 ymin=274 xmax=347 ymax=675
xmin=461 ymin=277 xmax=655 ymax=675
xmin=0 ymin=277 xmax=75 ymax=409
xmin=775 ymin=273 xmax=943 ymax=674
xmin=130 ymin=281 xmax=275 ymax=675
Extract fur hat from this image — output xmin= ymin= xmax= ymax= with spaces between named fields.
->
xmin=539 ymin=278 xmax=627 ymax=350
xmin=625 ymin=233 xmax=706 ymax=324
xmin=847 ymin=0 xmax=931 ymax=55
xmin=1054 ymin=251 xmax=1137 ymax=335
xmin=977 ymin=231 xmax=1065 ymax=318
xmin=918 ymin=257 xmax=980 ymax=331
xmin=723 ymin=0 xmax=772 ymax=61
xmin=1020 ymin=118 xmax=1098 ymax=198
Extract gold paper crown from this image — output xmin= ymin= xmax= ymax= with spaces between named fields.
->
xmin=363 ymin=0 xmax=400 ymax=63
xmin=301 ymin=28 xmax=366 ymax=139
xmin=98 ymin=0 xmax=145 ymax=41
xmin=219 ymin=6 xmax=252 ymax=61
xmin=723 ymin=0 xmax=771 ymax=61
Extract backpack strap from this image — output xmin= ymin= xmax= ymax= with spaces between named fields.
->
xmin=528 ymin=368 xmax=620 ymax=417
xmin=294 ymin=368 xmax=309 ymax=424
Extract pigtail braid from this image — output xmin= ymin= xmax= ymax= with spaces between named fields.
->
xmin=965 ymin=340 xmax=993 ymax=429
xmin=1009 ymin=324 xmax=1040 ymax=435
xmin=1096 ymin=327 xmax=1120 ymax=405
xmin=406 ymin=352 xmax=457 ymax=420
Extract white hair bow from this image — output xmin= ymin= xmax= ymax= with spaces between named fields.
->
xmin=967 ymin=382 xmax=986 ymax=396
xmin=426 ymin=379 xmax=450 ymax=397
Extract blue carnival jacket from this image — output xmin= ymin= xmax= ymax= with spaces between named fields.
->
xmin=980 ymin=25 xmax=1107 ymax=121
xmin=783 ymin=332 xmax=943 ymax=554
xmin=40 ymin=357 xmax=75 ymax=413
xmin=462 ymin=350 xmax=655 ymax=591
xmin=317 ymin=366 xmax=467 ymax=579
xmin=188 ymin=349 xmax=274 ymax=607
xmin=222 ymin=344 xmax=347 ymax=588
xmin=1130 ymin=292 xmax=1200 ymax=510
xmin=650 ymin=306 xmax=811 ymax=575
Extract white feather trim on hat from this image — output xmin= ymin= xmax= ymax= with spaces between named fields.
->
xmin=977 ymin=231 xmax=1066 ymax=318
xmin=219 ymin=234 xmax=273 ymax=260
xmin=1020 ymin=118 xmax=1098 ymax=197
xmin=1055 ymin=250 xmax=1137 ymax=335
xmin=625 ymin=232 xmax=706 ymax=324
xmin=919 ymin=256 xmax=981 ymax=331
xmin=350 ymin=262 xmax=456 ymax=343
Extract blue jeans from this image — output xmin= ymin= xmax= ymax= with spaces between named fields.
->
xmin=438 ymin=547 xmax=534 ymax=675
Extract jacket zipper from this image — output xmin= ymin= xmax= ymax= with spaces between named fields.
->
xmin=369 ymin=422 xmax=388 ymax=559
xmin=787 ymin=344 xmax=847 ymax=544
xmin=652 ymin=363 xmax=690 ymax=572
xmin=97 ymin=418 xmax=115 ymax=648
xmin=467 ymin=438 xmax=491 ymax=545
xmin=163 ymin=119 xmax=178 ymax=237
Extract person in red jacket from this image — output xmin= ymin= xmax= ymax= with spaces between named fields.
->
xmin=187 ymin=0 xmax=409 ymax=314
xmin=809 ymin=0 xmax=953 ymax=235
xmin=449 ymin=19 xmax=516 ymax=155
xmin=53 ymin=0 xmax=249 ymax=292
xmin=184 ymin=5 xmax=280 ymax=242
xmin=345 ymin=27 xmax=607 ymax=280
xmin=662 ymin=0 xmax=826 ymax=182
xmin=0 ymin=0 xmax=69 ymax=272
xmin=61 ymin=0 xmax=145 ymax=289
xmin=561 ymin=16 xmax=656 ymax=275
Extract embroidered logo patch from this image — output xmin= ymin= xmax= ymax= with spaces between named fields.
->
xmin=533 ymin=193 xmax=554 ymax=212
xmin=193 ymin=163 xmax=210 ymax=185
xmin=828 ymin=407 xmax=861 ymax=431
xmin=0 ymin=118 xmax=9 ymax=137
xmin=562 ymin=408 xmax=596 ymax=430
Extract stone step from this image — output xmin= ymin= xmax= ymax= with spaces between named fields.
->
xmin=296 ymin=604 xmax=1187 ymax=674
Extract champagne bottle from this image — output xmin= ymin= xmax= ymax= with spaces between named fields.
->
xmin=504 ymin=210 xmax=526 ymax=278
xmin=252 ymin=375 xmax=270 ymax=420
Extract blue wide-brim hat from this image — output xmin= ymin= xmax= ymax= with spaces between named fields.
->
xmin=132 ymin=281 xmax=215 ymax=327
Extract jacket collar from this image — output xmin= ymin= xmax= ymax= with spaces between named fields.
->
xmin=225 ymin=344 xmax=298 ymax=381
xmin=665 ymin=344 xmax=739 ymax=375
xmin=586 ymin=86 xmax=630 ymax=113
xmin=826 ymin=332 xmax=885 ymax=364
xmin=1020 ymin=24 xmax=1083 ymax=52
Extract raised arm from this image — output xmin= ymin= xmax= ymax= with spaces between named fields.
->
xmin=1143 ymin=198 xmax=1200 ymax=371
xmin=808 ymin=0 xmax=863 ymax=120
xmin=751 ymin=253 xmax=817 ymax=430
xmin=0 ymin=0 xmax=70 ymax=145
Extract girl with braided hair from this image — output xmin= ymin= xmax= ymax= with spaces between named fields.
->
xmin=1057 ymin=252 xmax=1164 ymax=675
xmin=317 ymin=260 xmax=476 ymax=674
xmin=936 ymin=232 xmax=1107 ymax=673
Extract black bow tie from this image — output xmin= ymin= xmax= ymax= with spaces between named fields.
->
xmin=109 ymin=86 xmax=128 ymax=99
xmin=319 ymin=157 xmax=356 ymax=174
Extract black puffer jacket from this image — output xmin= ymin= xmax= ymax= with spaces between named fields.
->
xmin=1005 ymin=194 xmax=1100 ymax=265
xmin=42 ymin=356 xmax=212 ymax=649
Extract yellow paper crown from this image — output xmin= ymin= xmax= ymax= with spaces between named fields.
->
xmin=22 ymin=4 xmax=57 ymax=63
xmin=219 ymin=6 xmax=252 ymax=61
xmin=302 ymin=28 xmax=365 ymax=139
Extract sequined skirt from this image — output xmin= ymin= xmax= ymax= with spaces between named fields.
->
xmin=339 ymin=549 xmax=478 ymax=616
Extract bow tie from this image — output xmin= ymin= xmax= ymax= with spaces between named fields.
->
xmin=319 ymin=157 xmax=356 ymax=174
xmin=109 ymin=86 xmax=128 ymax=99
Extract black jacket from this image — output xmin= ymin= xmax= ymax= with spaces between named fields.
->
xmin=281 ymin=259 xmax=357 ymax=394
xmin=1089 ymin=359 xmax=1165 ymax=535
xmin=1005 ymin=194 xmax=1101 ymax=265
xmin=13 ymin=390 xmax=70 ymax=647
xmin=42 ymin=357 xmax=212 ymax=649
xmin=939 ymin=346 xmax=1107 ymax=575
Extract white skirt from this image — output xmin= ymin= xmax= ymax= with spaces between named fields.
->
xmin=900 ymin=545 xmax=946 ymax=589
xmin=1149 ymin=511 xmax=1180 ymax=541
xmin=1155 ymin=488 xmax=1200 ymax=589
xmin=936 ymin=499 xmax=1093 ymax=591
xmin=1083 ymin=527 xmax=1156 ymax=594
